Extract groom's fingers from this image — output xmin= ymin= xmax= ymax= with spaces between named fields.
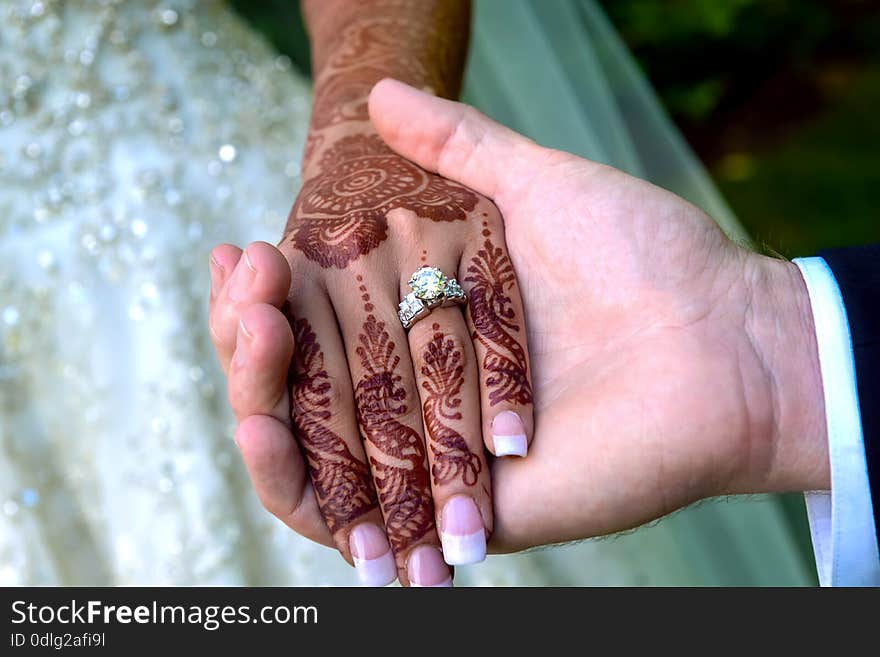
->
xmin=228 ymin=304 xmax=334 ymax=548
xmin=236 ymin=414 xmax=335 ymax=549
xmin=209 ymin=241 xmax=291 ymax=374
xmin=368 ymin=78 xmax=545 ymax=203
xmin=227 ymin=303 xmax=293 ymax=426
xmin=208 ymin=243 xmax=242 ymax=308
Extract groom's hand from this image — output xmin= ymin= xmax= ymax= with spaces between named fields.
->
xmin=365 ymin=79 xmax=829 ymax=550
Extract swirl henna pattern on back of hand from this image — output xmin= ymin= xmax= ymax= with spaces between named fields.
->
xmin=290 ymin=134 xmax=478 ymax=268
xmin=353 ymin=285 xmax=435 ymax=553
xmin=420 ymin=323 xmax=482 ymax=486
xmin=292 ymin=2 xmax=473 ymax=269
xmin=465 ymin=232 xmax=534 ymax=407
xmin=290 ymin=318 xmax=379 ymax=534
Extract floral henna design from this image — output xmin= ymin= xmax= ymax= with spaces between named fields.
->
xmin=291 ymin=3 xmax=473 ymax=268
xmin=354 ymin=284 xmax=434 ymax=553
xmin=465 ymin=232 xmax=534 ymax=407
xmin=420 ymin=323 xmax=482 ymax=486
xmin=289 ymin=318 xmax=378 ymax=534
xmin=290 ymin=135 xmax=477 ymax=268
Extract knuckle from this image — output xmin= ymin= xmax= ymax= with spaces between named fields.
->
xmin=208 ymin=312 xmax=228 ymax=346
xmin=444 ymin=106 xmax=484 ymax=172
xmin=291 ymin=371 xmax=346 ymax=412
xmin=379 ymin=488 xmax=432 ymax=538
xmin=395 ymin=405 xmax=427 ymax=436
xmin=319 ymin=374 xmax=347 ymax=409
xmin=425 ymin=332 xmax=468 ymax=366
xmin=440 ymin=107 xmax=473 ymax=164
xmin=478 ymin=202 xmax=504 ymax=229
xmin=385 ymin=207 xmax=422 ymax=235
xmin=411 ymin=325 xmax=470 ymax=374
xmin=264 ymin=493 xmax=304 ymax=528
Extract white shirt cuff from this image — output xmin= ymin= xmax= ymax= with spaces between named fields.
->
xmin=793 ymin=256 xmax=880 ymax=586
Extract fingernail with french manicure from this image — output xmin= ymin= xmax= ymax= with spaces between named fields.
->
xmin=492 ymin=411 xmax=528 ymax=457
xmin=407 ymin=546 xmax=453 ymax=587
xmin=349 ymin=523 xmax=397 ymax=587
xmin=440 ymin=496 xmax=486 ymax=566
xmin=227 ymin=250 xmax=256 ymax=301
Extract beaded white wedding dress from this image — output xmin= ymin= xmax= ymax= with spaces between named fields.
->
xmin=0 ymin=0 xmax=812 ymax=586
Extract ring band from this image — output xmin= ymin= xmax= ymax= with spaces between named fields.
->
xmin=398 ymin=266 xmax=467 ymax=330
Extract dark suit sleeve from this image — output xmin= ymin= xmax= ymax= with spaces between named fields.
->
xmin=819 ymin=244 xmax=880 ymax=549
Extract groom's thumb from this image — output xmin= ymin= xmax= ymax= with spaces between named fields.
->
xmin=368 ymin=78 xmax=546 ymax=202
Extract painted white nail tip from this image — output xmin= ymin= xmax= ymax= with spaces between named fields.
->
xmin=441 ymin=529 xmax=486 ymax=566
xmin=410 ymin=577 xmax=454 ymax=588
xmin=353 ymin=550 xmax=397 ymax=586
xmin=494 ymin=433 xmax=528 ymax=457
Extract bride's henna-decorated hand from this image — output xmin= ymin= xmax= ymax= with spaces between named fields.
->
xmin=208 ymin=1 xmax=534 ymax=587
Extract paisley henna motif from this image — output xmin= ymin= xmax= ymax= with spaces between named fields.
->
xmin=290 ymin=135 xmax=477 ymax=268
xmin=353 ymin=289 xmax=434 ymax=553
xmin=420 ymin=324 xmax=482 ymax=486
xmin=465 ymin=236 xmax=533 ymax=407
xmin=289 ymin=318 xmax=378 ymax=534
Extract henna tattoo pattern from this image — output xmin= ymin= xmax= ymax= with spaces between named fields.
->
xmin=354 ymin=284 xmax=434 ymax=552
xmin=291 ymin=134 xmax=477 ymax=268
xmin=291 ymin=4 xmax=474 ymax=268
xmin=465 ymin=232 xmax=534 ymax=407
xmin=310 ymin=13 xmax=468 ymax=129
xmin=420 ymin=323 xmax=482 ymax=486
xmin=301 ymin=133 xmax=325 ymax=169
xmin=290 ymin=318 xmax=378 ymax=534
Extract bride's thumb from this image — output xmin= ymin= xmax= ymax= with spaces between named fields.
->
xmin=368 ymin=78 xmax=546 ymax=202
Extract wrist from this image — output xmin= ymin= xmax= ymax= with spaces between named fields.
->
xmin=736 ymin=255 xmax=829 ymax=493
xmin=302 ymin=121 xmax=378 ymax=180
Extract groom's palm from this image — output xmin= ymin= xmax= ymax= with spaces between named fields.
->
xmin=487 ymin=159 xmax=763 ymax=549
xmin=368 ymin=80 xmax=790 ymax=550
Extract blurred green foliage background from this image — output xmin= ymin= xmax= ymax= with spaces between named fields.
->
xmin=230 ymin=0 xmax=880 ymax=583
xmin=603 ymin=0 xmax=880 ymax=256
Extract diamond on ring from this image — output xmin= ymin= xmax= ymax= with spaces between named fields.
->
xmin=442 ymin=278 xmax=466 ymax=305
xmin=398 ymin=292 xmax=429 ymax=329
xmin=399 ymin=265 xmax=467 ymax=330
xmin=408 ymin=266 xmax=447 ymax=303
